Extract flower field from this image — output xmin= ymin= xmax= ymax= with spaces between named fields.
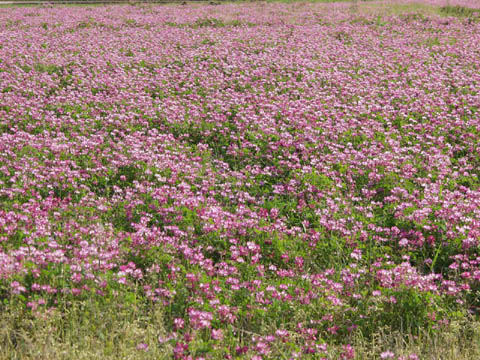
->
xmin=1 ymin=2 xmax=480 ymax=359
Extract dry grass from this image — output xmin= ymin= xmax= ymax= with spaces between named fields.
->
xmin=352 ymin=318 xmax=480 ymax=359
xmin=0 ymin=300 xmax=173 ymax=360
xmin=1 ymin=305 xmax=480 ymax=359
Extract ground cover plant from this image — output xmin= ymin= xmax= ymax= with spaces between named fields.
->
xmin=1 ymin=1 xmax=480 ymax=358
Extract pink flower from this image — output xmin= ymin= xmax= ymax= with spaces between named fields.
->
xmin=270 ymin=208 xmax=279 ymax=219
xmin=275 ymin=329 xmax=289 ymax=338
xmin=380 ymin=351 xmax=395 ymax=359
xmin=340 ymin=344 xmax=355 ymax=359
xmin=136 ymin=343 xmax=148 ymax=351
xmin=212 ymin=329 xmax=223 ymax=340
xmin=174 ymin=318 xmax=185 ymax=330
xmin=399 ymin=238 xmax=409 ymax=247
xmin=188 ymin=308 xmax=212 ymax=329
xmin=350 ymin=249 xmax=362 ymax=260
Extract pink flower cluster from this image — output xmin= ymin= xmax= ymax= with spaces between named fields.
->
xmin=0 ymin=1 xmax=479 ymax=358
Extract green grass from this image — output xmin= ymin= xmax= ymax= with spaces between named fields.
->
xmin=439 ymin=5 xmax=480 ymax=19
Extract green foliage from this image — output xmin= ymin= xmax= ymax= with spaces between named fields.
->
xmin=440 ymin=5 xmax=480 ymax=20
xmin=193 ymin=17 xmax=226 ymax=28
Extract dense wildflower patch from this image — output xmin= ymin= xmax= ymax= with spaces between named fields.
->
xmin=1 ymin=2 xmax=480 ymax=358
